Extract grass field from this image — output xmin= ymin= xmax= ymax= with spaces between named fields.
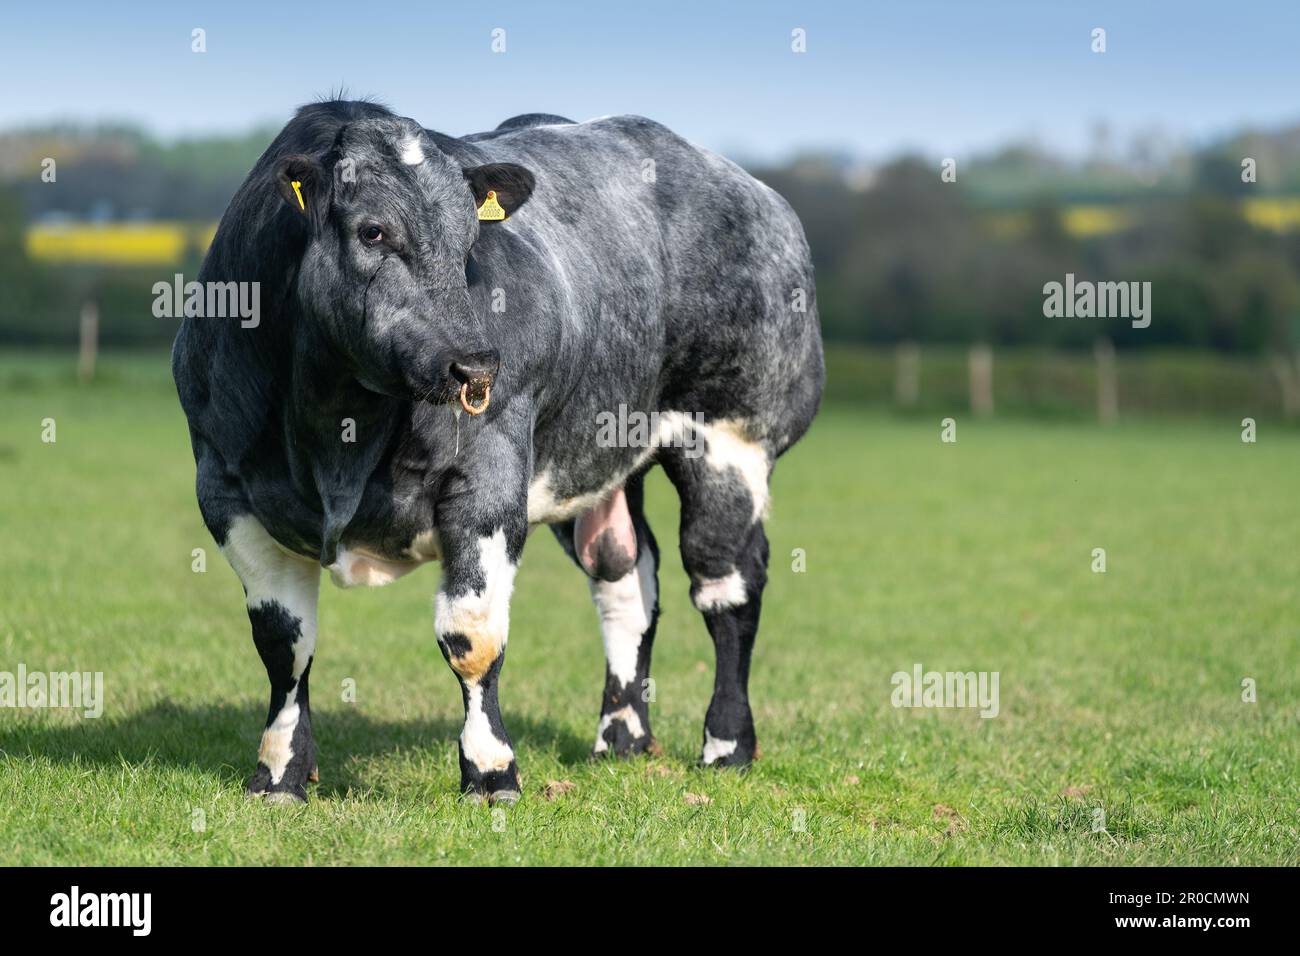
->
xmin=0 ymin=352 xmax=1297 ymax=866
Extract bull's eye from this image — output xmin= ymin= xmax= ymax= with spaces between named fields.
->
xmin=359 ymin=225 xmax=384 ymax=245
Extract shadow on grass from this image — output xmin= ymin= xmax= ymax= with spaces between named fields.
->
xmin=0 ymin=701 xmax=592 ymax=798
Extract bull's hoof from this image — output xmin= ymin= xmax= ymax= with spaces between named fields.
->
xmin=246 ymin=786 xmax=308 ymax=805
xmin=245 ymin=764 xmax=310 ymax=803
xmin=593 ymin=709 xmax=656 ymax=758
xmin=262 ymin=790 xmax=308 ymax=806
xmin=701 ymin=749 xmax=754 ymax=769
xmin=700 ymin=728 xmax=757 ymax=769
xmin=460 ymin=761 xmax=521 ymax=804
xmin=462 ymin=788 xmax=521 ymax=806
xmin=592 ymin=732 xmax=659 ymax=760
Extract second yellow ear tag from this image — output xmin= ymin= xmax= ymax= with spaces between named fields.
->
xmin=477 ymin=190 xmax=506 ymax=221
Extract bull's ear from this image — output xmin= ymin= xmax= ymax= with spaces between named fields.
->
xmin=274 ymin=154 xmax=328 ymax=229
xmin=463 ymin=163 xmax=535 ymax=220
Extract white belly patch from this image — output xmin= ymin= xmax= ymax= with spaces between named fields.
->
xmin=326 ymin=530 xmax=441 ymax=589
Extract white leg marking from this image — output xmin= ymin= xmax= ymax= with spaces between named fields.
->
xmin=657 ymin=415 xmax=771 ymax=523
xmin=221 ymin=516 xmax=320 ymax=787
xmin=259 ymin=701 xmax=301 ymax=785
xmin=593 ymin=705 xmax=646 ymax=753
xmin=702 ymin=420 xmax=771 ymax=523
xmin=589 ymin=545 xmax=656 ymax=687
xmin=693 ymin=569 xmax=747 ymax=612
xmin=434 ymin=529 xmax=516 ymax=681
xmin=222 ymin=516 xmax=319 ymax=629
xmin=702 ymin=730 xmax=738 ymax=765
xmin=460 ymin=684 xmax=515 ymax=772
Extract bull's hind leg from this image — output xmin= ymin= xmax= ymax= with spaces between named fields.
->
xmin=551 ymin=474 xmax=662 ymax=757
xmin=663 ymin=422 xmax=772 ymax=768
xmin=220 ymin=515 xmax=321 ymax=803
xmin=693 ymin=522 xmax=768 ymax=767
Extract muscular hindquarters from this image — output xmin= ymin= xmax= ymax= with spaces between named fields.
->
xmin=651 ymin=139 xmax=824 ymax=452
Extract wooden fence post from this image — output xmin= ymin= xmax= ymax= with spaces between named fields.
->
xmin=969 ymin=343 xmax=994 ymax=417
xmin=1269 ymin=353 xmax=1300 ymax=418
xmin=77 ymin=300 xmax=99 ymax=384
xmin=895 ymin=341 xmax=920 ymax=408
xmin=1094 ymin=337 xmax=1118 ymax=424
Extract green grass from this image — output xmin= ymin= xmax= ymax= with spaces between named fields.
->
xmin=0 ymin=352 xmax=1297 ymax=865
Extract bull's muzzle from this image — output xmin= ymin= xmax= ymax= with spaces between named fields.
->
xmin=448 ymin=350 xmax=499 ymax=416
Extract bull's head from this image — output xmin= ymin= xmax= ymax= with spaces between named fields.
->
xmin=273 ymin=116 xmax=533 ymax=407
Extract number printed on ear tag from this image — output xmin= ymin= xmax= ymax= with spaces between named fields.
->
xmin=477 ymin=190 xmax=506 ymax=221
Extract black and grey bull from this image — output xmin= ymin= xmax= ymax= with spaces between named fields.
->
xmin=173 ymin=100 xmax=824 ymax=803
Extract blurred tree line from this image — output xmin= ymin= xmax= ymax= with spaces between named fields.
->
xmin=3 ymin=120 xmax=1300 ymax=361
xmin=754 ymin=140 xmax=1300 ymax=358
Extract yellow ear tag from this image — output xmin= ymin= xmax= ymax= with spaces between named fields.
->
xmin=291 ymin=180 xmax=305 ymax=211
xmin=477 ymin=190 xmax=506 ymax=221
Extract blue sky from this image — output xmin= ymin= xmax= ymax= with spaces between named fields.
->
xmin=1 ymin=0 xmax=1297 ymax=161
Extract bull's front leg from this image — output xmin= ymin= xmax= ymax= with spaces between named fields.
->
xmin=219 ymin=514 xmax=322 ymax=804
xmin=434 ymin=500 xmax=528 ymax=804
